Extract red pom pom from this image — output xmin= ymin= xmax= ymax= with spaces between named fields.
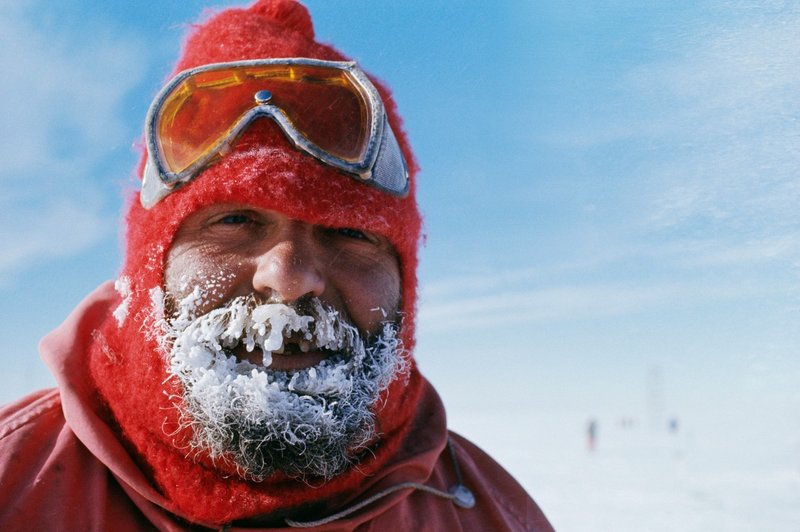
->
xmin=249 ymin=0 xmax=314 ymax=39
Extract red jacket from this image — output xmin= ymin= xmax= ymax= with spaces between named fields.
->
xmin=0 ymin=284 xmax=553 ymax=531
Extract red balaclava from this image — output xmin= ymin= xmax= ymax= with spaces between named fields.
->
xmin=89 ymin=0 xmax=423 ymax=525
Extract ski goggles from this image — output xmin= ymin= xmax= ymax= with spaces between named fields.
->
xmin=140 ymin=58 xmax=409 ymax=208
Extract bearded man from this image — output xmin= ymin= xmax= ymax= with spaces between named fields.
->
xmin=0 ymin=1 xmax=553 ymax=530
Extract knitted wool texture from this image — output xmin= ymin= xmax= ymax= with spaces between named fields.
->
xmin=88 ymin=0 xmax=423 ymax=525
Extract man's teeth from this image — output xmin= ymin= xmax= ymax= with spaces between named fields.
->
xmin=248 ymin=339 xmax=316 ymax=357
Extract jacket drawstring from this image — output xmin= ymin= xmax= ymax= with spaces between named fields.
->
xmin=283 ymin=438 xmax=475 ymax=528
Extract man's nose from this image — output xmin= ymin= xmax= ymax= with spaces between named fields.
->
xmin=252 ymin=235 xmax=326 ymax=303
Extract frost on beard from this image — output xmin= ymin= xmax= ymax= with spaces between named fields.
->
xmin=152 ymin=287 xmax=407 ymax=481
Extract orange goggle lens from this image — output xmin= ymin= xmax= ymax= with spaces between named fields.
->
xmin=155 ymin=64 xmax=371 ymax=175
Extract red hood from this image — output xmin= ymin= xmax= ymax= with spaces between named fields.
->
xmin=13 ymin=281 xmax=553 ymax=530
xmin=48 ymin=282 xmax=431 ymax=526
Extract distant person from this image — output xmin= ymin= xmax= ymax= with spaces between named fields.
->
xmin=587 ymin=418 xmax=598 ymax=451
xmin=0 ymin=1 xmax=553 ymax=529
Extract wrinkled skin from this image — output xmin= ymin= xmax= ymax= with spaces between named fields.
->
xmin=164 ymin=203 xmax=402 ymax=370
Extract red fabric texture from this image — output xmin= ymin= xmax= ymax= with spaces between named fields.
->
xmin=0 ymin=284 xmax=553 ymax=530
xmin=88 ymin=0 xmax=424 ymax=525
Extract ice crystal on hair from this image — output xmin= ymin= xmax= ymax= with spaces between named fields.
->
xmin=112 ymin=276 xmax=132 ymax=327
xmin=149 ymin=286 xmax=165 ymax=322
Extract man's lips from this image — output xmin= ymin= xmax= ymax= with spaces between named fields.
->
xmin=233 ymin=344 xmax=329 ymax=371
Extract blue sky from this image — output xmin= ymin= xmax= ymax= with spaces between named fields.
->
xmin=1 ymin=1 xmax=798 ymax=518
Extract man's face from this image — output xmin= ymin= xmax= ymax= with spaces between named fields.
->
xmin=157 ymin=203 xmax=405 ymax=481
xmin=164 ymin=203 xmax=402 ymax=369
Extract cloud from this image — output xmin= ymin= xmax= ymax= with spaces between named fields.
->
xmin=628 ymin=7 xmax=800 ymax=234
xmin=418 ymin=275 xmax=773 ymax=334
xmin=543 ymin=3 xmax=800 ymax=242
xmin=0 ymin=199 xmax=110 ymax=274
xmin=418 ymin=226 xmax=799 ymax=334
xmin=669 ymin=234 xmax=800 ymax=268
xmin=0 ymin=3 xmax=145 ymax=281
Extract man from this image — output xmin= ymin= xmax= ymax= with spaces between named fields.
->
xmin=0 ymin=1 xmax=553 ymax=529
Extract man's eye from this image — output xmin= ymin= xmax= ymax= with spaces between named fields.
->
xmin=336 ymin=227 xmax=368 ymax=240
xmin=217 ymin=214 xmax=252 ymax=225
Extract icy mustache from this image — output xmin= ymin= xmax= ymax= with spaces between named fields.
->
xmin=170 ymin=293 xmax=360 ymax=368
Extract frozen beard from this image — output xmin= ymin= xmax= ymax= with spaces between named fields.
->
xmin=158 ymin=288 xmax=406 ymax=482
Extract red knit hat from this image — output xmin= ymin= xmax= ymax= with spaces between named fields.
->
xmin=89 ymin=0 xmax=424 ymax=525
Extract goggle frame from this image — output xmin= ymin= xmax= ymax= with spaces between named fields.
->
xmin=141 ymin=58 xmax=409 ymax=208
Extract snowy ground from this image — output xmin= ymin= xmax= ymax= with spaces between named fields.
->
xmin=4 ymin=348 xmax=799 ymax=531
xmin=448 ymin=407 xmax=800 ymax=532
